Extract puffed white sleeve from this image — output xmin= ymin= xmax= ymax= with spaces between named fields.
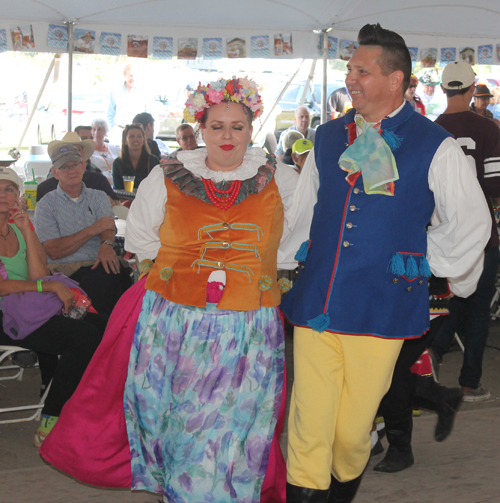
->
xmin=277 ymin=149 xmax=319 ymax=269
xmin=427 ymin=137 xmax=491 ymax=297
xmin=125 ymin=165 xmax=167 ymax=263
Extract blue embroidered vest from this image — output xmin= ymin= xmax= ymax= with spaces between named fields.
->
xmin=281 ymin=102 xmax=451 ymax=338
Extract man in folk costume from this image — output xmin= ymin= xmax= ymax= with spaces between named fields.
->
xmin=280 ymin=24 xmax=490 ymax=503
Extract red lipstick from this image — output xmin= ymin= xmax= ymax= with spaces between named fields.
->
xmin=220 ymin=144 xmax=234 ymax=151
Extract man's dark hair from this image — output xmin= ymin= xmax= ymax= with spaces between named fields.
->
xmin=443 ymin=85 xmax=472 ymax=98
xmin=133 ymin=112 xmax=154 ymax=129
xmin=74 ymin=125 xmax=91 ymax=134
xmin=358 ymin=23 xmax=412 ymax=94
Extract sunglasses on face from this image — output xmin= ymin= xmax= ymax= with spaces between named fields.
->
xmin=409 ymin=85 xmax=417 ymax=89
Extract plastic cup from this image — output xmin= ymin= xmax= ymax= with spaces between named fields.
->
xmin=23 ymin=181 xmax=38 ymax=210
xmin=123 ymin=176 xmax=135 ymax=193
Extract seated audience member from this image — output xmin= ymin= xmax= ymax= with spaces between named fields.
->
xmin=281 ymin=130 xmax=304 ymax=166
xmin=35 ymin=144 xmax=131 ymax=318
xmin=132 ymin=112 xmax=171 ymax=158
xmin=40 ymin=136 xmax=120 ymax=206
xmin=0 ymin=167 xmax=107 ymax=446
xmin=112 ymin=124 xmax=160 ymax=190
xmin=171 ymin=123 xmax=198 ymax=154
xmin=46 ymin=132 xmax=101 ymax=179
xmin=275 ymin=106 xmax=316 ymax=160
xmin=291 ymin=138 xmax=313 ymax=174
xmin=74 ymin=127 xmax=102 ymax=172
xmin=90 ymin=119 xmax=121 ymax=181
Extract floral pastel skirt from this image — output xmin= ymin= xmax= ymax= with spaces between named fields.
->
xmin=124 ymin=290 xmax=285 ymax=503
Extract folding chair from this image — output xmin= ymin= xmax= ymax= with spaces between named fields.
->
xmin=0 ymin=345 xmax=50 ymax=424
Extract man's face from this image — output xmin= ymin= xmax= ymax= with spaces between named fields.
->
xmin=474 ymin=96 xmax=489 ymax=112
xmin=52 ymin=160 xmax=86 ymax=190
xmin=77 ymin=129 xmax=93 ymax=141
xmin=125 ymin=69 xmax=135 ymax=88
xmin=295 ymin=108 xmax=310 ymax=135
xmin=146 ymin=121 xmax=154 ymax=139
xmin=177 ymin=127 xmax=197 ymax=150
xmin=345 ymin=45 xmax=402 ymax=122
xmin=423 ymin=85 xmax=435 ymax=97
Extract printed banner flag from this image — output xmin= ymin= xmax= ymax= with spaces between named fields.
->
xmin=74 ymin=29 xmax=95 ymax=54
xmin=47 ymin=24 xmax=68 ymax=50
xmin=10 ymin=25 xmax=35 ymax=51
xmin=274 ymin=33 xmax=293 ymax=56
xmin=459 ymin=47 xmax=475 ymax=65
xmin=203 ymin=38 xmax=222 ymax=59
xmin=152 ymin=37 xmax=173 ymax=59
xmin=420 ymin=48 xmax=437 ymax=67
xmin=227 ymin=37 xmax=246 ymax=58
xmin=128 ymin=35 xmax=148 ymax=58
xmin=178 ymin=38 xmax=198 ymax=59
xmin=0 ymin=29 xmax=7 ymax=53
xmin=100 ymin=32 xmax=121 ymax=55
xmin=440 ymin=48 xmax=456 ymax=65
xmin=478 ymin=45 xmax=493 ymax=65
xmin=408 ymin=47 xmax=418 ymax=64
xmin=250 ymin=35 xmax=270 ymax=57
xmin=318 ymin=35 xmax=338 ymax=58
xmin=339 ymin=39 xmax=357 ymax=61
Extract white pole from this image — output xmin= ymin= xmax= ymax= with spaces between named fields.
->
xmin=321 ymin=31 xmax=329 ymax=124
xmin=67 ymin=21 xmax=75 ymax=134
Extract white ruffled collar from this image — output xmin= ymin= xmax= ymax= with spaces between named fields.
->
xmin=176 ymin=147 xmax=268 ymax=183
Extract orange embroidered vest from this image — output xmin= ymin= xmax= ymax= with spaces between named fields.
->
xmin=146 ymin=176 xmax=283 ymax=311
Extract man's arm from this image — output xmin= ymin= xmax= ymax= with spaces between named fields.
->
xmin=427 ymin=137 xmax=491 ymax=297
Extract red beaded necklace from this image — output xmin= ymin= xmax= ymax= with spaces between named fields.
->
xmin=202 ymin=178 xmax=242 ymax=210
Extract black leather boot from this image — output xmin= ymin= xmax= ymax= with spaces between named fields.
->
xmin=328 ymin=474 xmax=362 ymax=503
xmin=286 ymin=482 xmax=329 ymax=503
xmin=413 ymin=375 xmax=463 ymax=442
xmin=373 ymin=413 xmax=414 ymax=473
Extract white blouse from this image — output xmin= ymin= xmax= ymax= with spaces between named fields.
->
xmin=125 ymin=147 xmax=299 ymax=269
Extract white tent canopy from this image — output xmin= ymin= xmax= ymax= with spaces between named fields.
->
xmin=2 ymin=1 xmax=500 ymax=57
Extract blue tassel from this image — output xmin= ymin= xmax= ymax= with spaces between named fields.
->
xmin=381 ymin=130 xmax=403 ymax=150
xmin=406 ymin=255 xmax=419 ymax=279
xmin=387 ymin=252 xmax=405 ymax=276
xmin=295 ymin=240 xmax=310 ymax=262
xmin=307 ymin=313 xmax=331 ymax=333
xmin=419 ymin=256 xmax=432 ymax=277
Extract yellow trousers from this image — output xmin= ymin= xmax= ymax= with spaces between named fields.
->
xmin=287 ymin=327 xmax=403 ymax=488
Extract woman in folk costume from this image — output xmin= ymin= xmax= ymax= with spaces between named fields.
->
xmin=41 ymin=77 xmax=299 ymax=503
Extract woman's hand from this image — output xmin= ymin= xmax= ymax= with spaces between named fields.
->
xmin=9 ymin=202 xmax=31 ymax=234
xmin=45 ymin=281 xmax=75 ymax=313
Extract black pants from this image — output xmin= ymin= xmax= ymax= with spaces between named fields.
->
xmin=0 ymin=312 xmax=106 ymax=417
xmin=379 ymin=317 xmax=444 ymax=420
xmin=70 ymin=262 xmax=132 ymax=318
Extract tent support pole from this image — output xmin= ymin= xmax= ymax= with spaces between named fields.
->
xmin=321 ymin=30 xmax=329 ymax=124
xmin=66 ymin=21 xmax=75 ymax=135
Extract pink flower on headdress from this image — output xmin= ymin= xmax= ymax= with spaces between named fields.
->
xmin=207 ymin=88 xmax=224 ymax=105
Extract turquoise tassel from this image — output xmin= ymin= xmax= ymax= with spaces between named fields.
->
xmin=387 ymin=252 xmax=405 ymax=276
xmin=381 ymin=130 xmax=403 ymax=150
xmin=419 ymin=256 xmax=432 ymax=277
xmin=307 ymin=313 xmax=331 ymax=333
xmin=406 ymin=255 xmax=419 ymax=279
xmin=295 ymin=240 xmax=310 ymax=262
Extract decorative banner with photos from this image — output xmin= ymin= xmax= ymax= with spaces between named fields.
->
xmin=203 ymin=38 xmax=223 ymax=59
xmin=10 ymin=25 xmax=35 ymax=51
xmin=459 ymin=47 xmax=474 ymax=65
xmin=420 ymin=48 xmax=437 ymax=67
xmin=74 ymin=29 xmax=95 ymax=54
xmin=478 ymin=44 xmax=493 ymax=65
xmin=0 ymin=29 xmax=7 ymax=53
xmin=339 ymin=39 xmax=357 ymax=61
xmin=440 ymin=48 xmax=456 ymax=65
xmin=250 ymin=35 xmax=270 ymax=57
xmin=274 ymin=33 xmax=293 ymax=55
xmin=408 ymin=47 xmax=418 ymax=63
xmin=317 ymin=35 xmax=338 ymax=58
xmin=152 ymin=37 xmax=173 ymax=59
xmin=178 ymin=38 xmax=198 ymax=59
xmin=100 ymin=32 xmax=121 ymax=55
xmin=47 ymin=24 xmax=68 ymax=50
xmin=128 ymin=35 xmax=148 ymax=58
xmin=227 ymin=37 xmax=245 ymax=58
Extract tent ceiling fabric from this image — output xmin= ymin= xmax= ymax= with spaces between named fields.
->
xmin=0 ymin=0 xmax=500 ymax=58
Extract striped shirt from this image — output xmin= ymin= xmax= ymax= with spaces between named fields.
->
xmin=34 ymin=183 xmax=114 ymax=264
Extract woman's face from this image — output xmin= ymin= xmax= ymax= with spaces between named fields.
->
xmin=202 ymin=102 xmax=253 ymax=172
xmin=0 ymin=180 xmax=19 ymax=213
xmin=125 ymin=128 xmax=145 ymax=151
xmin=91 ymin=125 xmax=106 ymax=143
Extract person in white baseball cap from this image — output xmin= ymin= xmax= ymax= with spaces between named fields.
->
xmin=441 ymin=61 xmax=476 ymax=90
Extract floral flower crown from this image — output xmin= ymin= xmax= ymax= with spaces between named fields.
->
xmin=183 ymin=76 xmax=263 ymax=125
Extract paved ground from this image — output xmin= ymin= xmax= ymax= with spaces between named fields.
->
xmin=1 ymin=321 xmax=500 ymax=502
